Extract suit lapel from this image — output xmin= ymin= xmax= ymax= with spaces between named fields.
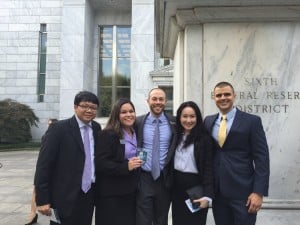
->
xmin=226 ymin=109 xmax=243 ymax=139
xmin=220 ymin=109 xmax=246 ymax=149
xmin=91 ymin=121 xmax=100 ymax=146
xmin=69 ymin=116 xmax=85 ymax=152
xmin=164 ymin=114 xmax=176 ymax=165
xmin=208 ymin=114 xmax=219 ymax=133
xmin=137 ymin=113 xmax=149 ymax=147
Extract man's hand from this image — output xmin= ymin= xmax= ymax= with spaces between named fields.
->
xmin=246 ymin=192 xmax=263 ymax=214
xmin=37 ymin=204 xmax=51 ymax=216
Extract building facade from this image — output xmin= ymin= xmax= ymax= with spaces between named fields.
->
xmin=0 ymin=0 xmax=173 ymax=140
xmin=155 ymin=0 xmax=300 ymax=213
xmin=1 ymin=0 xmax=300 ymax=215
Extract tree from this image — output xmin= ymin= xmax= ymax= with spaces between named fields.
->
xmin=0 ymin=99 xmax=39 ymax=143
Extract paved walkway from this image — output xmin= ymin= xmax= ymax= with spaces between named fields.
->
xmin=1 ymin=150 xmax=300 ymax=225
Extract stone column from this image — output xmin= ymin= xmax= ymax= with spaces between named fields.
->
xmin=183 ymin=25 xmax=203 ymax=107
xmin=59 ymin=0 xmax=86 ymax=118
xmin=173 ymin=31 xmax=184 ymax=111
xmin=131 ymin=0 xmax=155 ymax=114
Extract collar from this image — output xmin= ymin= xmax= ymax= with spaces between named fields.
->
xmin=218 ymin=107 xmax=236 ymax=121
xmin=149 ymin=112 xmax=165 ymax=123
xmin=75 ymin=114 xmax=92 ymax=128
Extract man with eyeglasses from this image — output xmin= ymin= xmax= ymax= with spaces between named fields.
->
xmin=204 ymin=81 xmax=270 ymax=225
xmin=34 ymin=91 xmax=101 ymax=225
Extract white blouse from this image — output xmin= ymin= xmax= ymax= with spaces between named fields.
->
xmin=174 ymin=135 xmax=199 ymax=174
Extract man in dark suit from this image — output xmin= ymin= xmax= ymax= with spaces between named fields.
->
xmin=34 ymin=91 xmax=101 ymax=225
xmin=135 ymin=88 xmax=176 ymax=225
xmin=204 ymin=81 xmax=270 ymax=225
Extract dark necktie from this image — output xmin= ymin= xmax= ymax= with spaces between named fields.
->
xmin=152 ymin=119 xmax=160 ymax=180
xmin=82 ymin=125 xmax=92 ymax=193
xmin=218 ymin=115 xmax=227 ymax=147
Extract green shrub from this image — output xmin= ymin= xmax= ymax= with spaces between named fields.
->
xmin=0 ymin=99 xmax=39 ymax=143
xmin=0 ymin=142 xmax=41 ymax=151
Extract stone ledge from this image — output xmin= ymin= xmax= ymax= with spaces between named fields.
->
xmin=263 ymin=199 xmax=300 ymax=209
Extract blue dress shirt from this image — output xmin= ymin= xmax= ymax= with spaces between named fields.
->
xmin=142 ymin=113 xmax=172 ymax=172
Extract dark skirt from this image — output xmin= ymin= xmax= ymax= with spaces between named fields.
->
xmin=171 ymin=170 xmax=208 ymax=225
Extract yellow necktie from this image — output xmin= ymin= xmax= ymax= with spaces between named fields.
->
xmin=218 ymin=115 xmax=227 ymax=147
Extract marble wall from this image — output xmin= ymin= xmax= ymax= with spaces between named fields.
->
xmin=59 ymin=1 xmax=86 ymax=119
xmin=174 ymin=21 xmax=300 ymax=206
xmin=83 ymin=0 xmax=96 ymax=93
xmin=183 ymin=25 xmax=203 ymax=107
xmin=0 ymin=0 xmax=62 ymax=140
xmin=131 ymin=0 xmax=155 ymax=115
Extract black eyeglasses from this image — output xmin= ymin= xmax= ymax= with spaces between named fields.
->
xmin=78 ymin=105 xmax=98 ymax=111
xmin=215 ymin=93 xmax=232 ymax=98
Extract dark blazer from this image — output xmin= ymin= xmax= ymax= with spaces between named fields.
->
xmin=204 ymin=109 xmax=270 ymax=199
xmin=94 ymin=129 xmax=139 ymax=197
xmin=34 ymin=116 xmax=101 ymax=218
xmin=135 ymin=112 xmax=176 ymax=187
xmin=169 ymin=133 xmax=215 ymax=198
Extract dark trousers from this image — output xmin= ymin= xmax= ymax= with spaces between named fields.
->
xmin=95 ymin=193 xmax=136 ymax=225
xmin=136 ymin=171 xmax=171 ymax=225
xmin=212 ymin=193 xmax=257 ymax=225
xmin=50 ymin=185 xmax=95 ymax=225
xmin=171 ymin=170 xmax=208 ymax=225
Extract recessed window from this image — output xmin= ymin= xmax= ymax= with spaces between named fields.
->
xmin=98 ymin=26 xmax=131 ymax=117
xmin=159 ymin=86 xmax=173 ymax=115
xmin=37 ymin=24 xmax=47 ymax=102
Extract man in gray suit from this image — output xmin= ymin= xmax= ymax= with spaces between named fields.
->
xmin=34 ymin=91 xmax=101 ymax=225
xmin=135 ymin=88 xmax=175 ymax=225
xmin=204 ymin=81 xmax=270 ymax=225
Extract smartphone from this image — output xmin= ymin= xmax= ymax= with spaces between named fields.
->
xmin=191 ymin=199 xmax=201 ymax=210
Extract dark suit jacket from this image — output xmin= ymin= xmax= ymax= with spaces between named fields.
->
xmin=204 ymin=109 xmax=270 ymax=199
xmin=94 ymin=129 xmax=139 ymax=197
xmin=34 ymin=116 xmax=101 ymax=218
xmin=168 ymin=133 xmax=215 ymax=198
xmin=135 ymin=112 xmax=176 ymax=187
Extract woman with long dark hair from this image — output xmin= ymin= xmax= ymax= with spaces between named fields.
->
xmin=171 ymin=101 xmax=214 ymax=225
xmin=95 ymin=98 xmax=143 ymax=225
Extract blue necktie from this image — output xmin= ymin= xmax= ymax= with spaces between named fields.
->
xmin=152 ymin=119 xmax=160 ymax=180
xmin=82 ymin=125 xmax=92 ymax=193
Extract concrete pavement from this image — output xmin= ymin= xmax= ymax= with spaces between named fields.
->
xmin=1 ymin=150 xmax=300 ymax=225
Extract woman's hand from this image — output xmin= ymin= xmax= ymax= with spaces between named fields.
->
xmin=128 ymin=157 xmax=143 ymax=171
xmin=193 ymin=197 xmax=210 ymax=209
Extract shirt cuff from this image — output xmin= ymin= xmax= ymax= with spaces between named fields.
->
xmin=201 ymin=196 xmax=212 ymax=204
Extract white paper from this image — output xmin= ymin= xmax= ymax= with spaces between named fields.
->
xmin=185 ymin=199 xmax=201 ymax=213
xmin=50 ymin=208 xmax=61 ymax=224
